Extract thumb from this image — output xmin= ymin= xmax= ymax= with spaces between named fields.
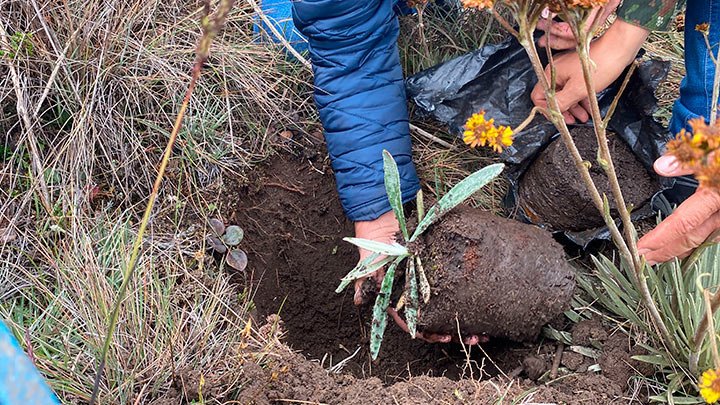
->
xmin=654 ymin=154 xmax=695 ymax=177
xmin=554 ymin=77 xmax=587 ymax=114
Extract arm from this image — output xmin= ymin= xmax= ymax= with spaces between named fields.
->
xmin=531 ymin=18 xmax=650 ymax=123
xmin=292 ymin=0 xmax=420 ymax=223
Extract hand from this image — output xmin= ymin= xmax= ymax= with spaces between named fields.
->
xmin=353 ymin=210 xmax=399 ymax=306
xmin=531 ymin=18 xmax=649 ymax=124
xmin=537 ymin=0 xmax=620 ymax=50
xmin=388 ymin=308 xmax=489 ymax=345
xmin=637 ymin=155 xmax=720 ymax=265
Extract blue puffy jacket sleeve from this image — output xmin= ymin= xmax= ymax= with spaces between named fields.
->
xmin=292 ymin=0 xmax=420 ymax=222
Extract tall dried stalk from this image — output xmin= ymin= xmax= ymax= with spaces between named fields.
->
xmin=88 ymin=1 xmax=235 ymax=403
xmin=483 ymin=0 xmax=675 ymax=352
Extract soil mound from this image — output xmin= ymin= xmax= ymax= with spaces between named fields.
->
xmin=519 ymin=126 xmax=657 ymax=231
xmin=417 ymin=207 xmax=576 ymax=341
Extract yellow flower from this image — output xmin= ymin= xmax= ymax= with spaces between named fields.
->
xmin=697 ymin=23 xmax=711 ymax=35
xmin=461 ymin=0 xmax=494 ymax=9
xmin=700 ymin=368 xmax=720 ymax=403
xmin=463 ymin=111 xmax=514 ymax=153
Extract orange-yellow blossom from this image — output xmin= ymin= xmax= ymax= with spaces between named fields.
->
xmin=700 ymin=368 xmax=720 ymax=403
xmin=463 ymin=111 xmax=514 ymax=153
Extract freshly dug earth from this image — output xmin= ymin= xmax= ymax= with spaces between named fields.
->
xmin=519 ymin=126 xmax=658 ymax=231
xmin=416 ymin=207 xmax=576 ymax=341
xmin=211 ymin=138 xmax=652 ymax=404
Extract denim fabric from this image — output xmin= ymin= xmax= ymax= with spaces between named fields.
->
xmin=669 ymin=0 xmax=720 ymax=134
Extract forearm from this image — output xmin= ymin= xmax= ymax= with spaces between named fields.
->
xmin=593 ymin=17 xmax=650 ymax=67
xmin=293 ymin=0 xmax=419 ymax=221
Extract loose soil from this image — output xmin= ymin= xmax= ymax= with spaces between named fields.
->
xmin=214 ymin=138 xmax=652 ymax=403
xmin=416 ymin=207 xmax=576 ymax=341
xmin=519 ymin=126 xmax=658 ymax=231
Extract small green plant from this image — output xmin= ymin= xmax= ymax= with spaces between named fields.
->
xmin=337 ymin=149 xmax=503 ymax=359
xmin=0 ymin=32 xmax=34 ymax=58
xmin=206 ymin=218 xmax=248 ymax=271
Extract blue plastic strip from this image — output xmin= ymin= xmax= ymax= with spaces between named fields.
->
xmin=0 ymin=322 xmax=60 ymax=405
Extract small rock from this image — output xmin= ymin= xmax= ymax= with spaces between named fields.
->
xmin=522 ymin=355 xmax=548 ymax=380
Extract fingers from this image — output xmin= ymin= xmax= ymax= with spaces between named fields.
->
xmin=640 ymin=210 xmax=720 ymax=265
xmin=568 ymin=103 xmax=589 ymax=123
xmin=387 ymin=308 xmax=482 ymax=345
xmin=354 ymin=279 xmax=367 ymax=306
xmin=638 ymin=188 xmax=720 ymax=261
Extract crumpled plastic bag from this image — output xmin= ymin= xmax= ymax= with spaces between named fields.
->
xmin=406 ymin=35 xmax=678 ymax=247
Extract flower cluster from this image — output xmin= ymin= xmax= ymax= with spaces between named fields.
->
xmin=666 ymin=118 xmax=720 ymax=189
xmin=700 ymin=368 xmax=720 ymax=403
xmin=461 ymin=0 xmax=608 ymax=10
xmin=463 ymin=111 xmax=514 ymax=153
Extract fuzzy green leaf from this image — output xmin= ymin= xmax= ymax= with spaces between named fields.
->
xmin=336 ymin=252 xmax=380 ymax=293
xmin=405 ymin=258 xmax=419 ymax=338
xmin=339 ymin=256 xmax=395 ymax=283
xmin=382 ymin=150 xmax=408 ymax=241
xmin=343 ymin=237 xmax=408 ymax=256
xmin=410 ymin=163 xmax=503 ymax=241
xmin=223 ymin=225 xmax=244 ymax=246
xmin=370 ymin=258 xmax=401 ymax=360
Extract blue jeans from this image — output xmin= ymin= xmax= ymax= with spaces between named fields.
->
xmin=669 ymin=0 xmax=720 ymax=134
xmin=665 ymin=0 xmax=718 ymax=203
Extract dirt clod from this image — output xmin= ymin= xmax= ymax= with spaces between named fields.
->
xmin=519 ymin=126 xmax=658 ymax=231
xmin=416 ymin=207 xmax=576 ymax=340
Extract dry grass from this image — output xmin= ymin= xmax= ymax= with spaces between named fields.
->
xmin=0 ymin=0 xmax=313 ymax=402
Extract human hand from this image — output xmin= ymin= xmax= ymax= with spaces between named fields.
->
xmin=353 ymin=210 xmax=399 ymax=306
xmin=388 ymin=308 xmax=489 ymax=345
xmin=637 ymin=155 xmax=720 ymax=265
xmin=537 ymin=0 xmax=620 ymax=50
xmin=531 ymin=18 xmax=649 ymax=124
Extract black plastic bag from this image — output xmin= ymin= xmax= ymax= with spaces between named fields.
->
xmin=406 ymin=36 xmax=680 ymax=246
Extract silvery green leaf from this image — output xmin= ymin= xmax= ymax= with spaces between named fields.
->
xmin=226 ymin=249 xmax=248 ymax=271
xmin=342 ymin=237 xmax=408 ymax=256
xmin=410 ymin=163 xmax=503 ymax=241
xmin=336 ymin=252 xmax=380 ymax=293
xmin=223 ymin=225 xmax=244 ymax=246
xmin=370 ymin=258 xmax=401 ymax=360
xmin=382 ymin=150 xmax=408 ymax=241
xmin=405 ymin=259 xmax=418 ymax=338
xmin=209 ymin=218 xmax=225 ymax=237
xmin=416 ymin=256 xmax=430 ymax=304
xmin=339 ymin=256 xmax=395 ymax=282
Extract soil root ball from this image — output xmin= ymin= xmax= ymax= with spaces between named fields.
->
xmin=518 ymin=126 xmax=657 ymax=231
xmin=417 ymin=207 xmax=575 ymax=341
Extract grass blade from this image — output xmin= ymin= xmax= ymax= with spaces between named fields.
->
xmin=410 ymin=163 xmax=503 ymax=241
xmin=383 ymin=150 xmax=408 ymax=241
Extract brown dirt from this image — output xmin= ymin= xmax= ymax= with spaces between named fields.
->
xmin=415 ymin=207 xmax=576 ymax=341
xmin=519 ymin=126 xmax=658 ymax=231
xmin=210 ymin=140 xmax=652 ymax=404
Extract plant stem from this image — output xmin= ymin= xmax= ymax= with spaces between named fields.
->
xmin=705 ymin=289 xmax=720 ymax=369
xmin=573 ymin=24 xmax=676 ymax=354
xmin=517 ymin=28 xmax=630 ymax=267
xmin=691 ymin=288 xmax=720 ymax=374
xmin=417 ymin=4 xmax=432 ymax=67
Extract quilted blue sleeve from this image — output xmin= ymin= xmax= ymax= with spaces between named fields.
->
xmin=292 ymin=0 xmax=420 ymax=221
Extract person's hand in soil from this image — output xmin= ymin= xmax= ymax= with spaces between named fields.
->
xmin=637 ymin=155 xmax=720 ymax=265
xmin=388 ymin=308 xmax=489 ymax=345
xmin=537 ymin=0 xmax=620 ymax=50
xmin=531 ymin=18 xmax=649 ymax=124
